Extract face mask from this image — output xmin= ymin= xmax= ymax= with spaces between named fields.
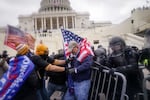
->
xmin=40 ymin=54 xmax=48 ymax=60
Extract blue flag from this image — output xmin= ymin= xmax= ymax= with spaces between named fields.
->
xmin=0 ymin=55 xmax=34 ymax=100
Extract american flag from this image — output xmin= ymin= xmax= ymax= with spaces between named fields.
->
xmin=61 ymin=29 xmax=94 ymax=62
xmin=4 ymin=25 xmax=35 ymax=50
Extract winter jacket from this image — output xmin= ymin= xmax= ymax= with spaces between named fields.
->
xmin=71 ymin=55 xmax=93 ymax=82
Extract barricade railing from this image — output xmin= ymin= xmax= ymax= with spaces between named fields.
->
xmin=135 ymin=65 xmax=150 ymax=100
xmin=89 ymin=65 xmax=128 ymax=100
xmin=143 ymin=74 xmax=150 ymax=100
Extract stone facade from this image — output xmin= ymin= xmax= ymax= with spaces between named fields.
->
xmin=18 ymin=0 xmax=94 ymax=33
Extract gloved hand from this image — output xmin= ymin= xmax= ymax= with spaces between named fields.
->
xmin=65 ymin=57 xmax=74 ymax=64
xmin=109 ymin=68 xmax=116 ymax=76
xmin=97 ymin=66 xmax=104 ymax=72
xmin=116 ymin=66 xmax=127 ymax=72
xmin=68 ymin=68 xmax=76 ymax=74
xmin=65 ymin=67 xmax=77 ymax=74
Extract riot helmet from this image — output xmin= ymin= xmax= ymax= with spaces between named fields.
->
xmin=2 ymin=50 xmax=8 ymax=58
xmin=94 ymin=47 xmax=106 ymax=65
xmin=144 ymin=29 xmax=150 ymax=48
xmin=109 ymin=36 xmax=126 ymax=54
xmin=97 ymin=45 xmax=102 ymax=48
xmin=95 ymin=47 xmax=106 ymax=57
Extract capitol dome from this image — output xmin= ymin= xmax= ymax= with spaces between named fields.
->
xmin=39 ymin=0 xmax=72 ymax=12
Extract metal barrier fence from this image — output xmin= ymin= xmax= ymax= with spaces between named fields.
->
xmin=143 ymin=75 xmax=150 ymax=100
xmin=135 ymin=67 xmax=150 ymax=100
xmin=89 ymin=66 xmax=128 ymax=100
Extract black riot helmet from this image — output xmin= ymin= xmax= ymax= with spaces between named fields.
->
xmin=109 ymin=36 xmax=126 ymax=53
xmin=1 ymin=50 xmax=8 ymax=58
xmin=94 ymin=47 xmax=106 ymax=57
xmin=144 ymin=29 xmax=150 ymax=48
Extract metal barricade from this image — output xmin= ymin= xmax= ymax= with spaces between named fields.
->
xmin=89 ymin=66 xmax=128 ymax=100
xmin=143 ymin=74 xmax=150 ymax=100
xmin=135 ymin=67 xmax=150 ymax=100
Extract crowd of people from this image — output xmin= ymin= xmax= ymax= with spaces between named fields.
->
xmin=0 ymin=29 xmax=150 ymax=100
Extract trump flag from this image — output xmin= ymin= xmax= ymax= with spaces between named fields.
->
xmin=0 ymin=55 xmax=34 ymax=100
xmin=61 ymin=29 xmax=94 ymax=62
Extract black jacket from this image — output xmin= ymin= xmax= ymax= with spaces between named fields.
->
xmin=46 ymin=54 xmax=66 ymax=85
xmin=13 ymin=70 xmax=39 ymax=100
xmin=107 ymin=47 xmax=144 ymax=99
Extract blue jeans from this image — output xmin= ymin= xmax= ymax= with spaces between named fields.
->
xmin=64 ymin=79 xmax=91 ymax=100
xmin=47 ymin=82 xmax=67 ymax=99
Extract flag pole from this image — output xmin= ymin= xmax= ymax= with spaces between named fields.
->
xmin=59 ymin=26 xmax=65 ymax=56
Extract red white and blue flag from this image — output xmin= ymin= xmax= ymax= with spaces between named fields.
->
xmin=61 ymin=29 xmax=94 ymax=62
xmin=4 ymin=25 xmax=35 ymax=50
xmin=61 ymin=29 xmax=94 ymax=93
xmin=0 ymin=56 xmax=34 ymax=100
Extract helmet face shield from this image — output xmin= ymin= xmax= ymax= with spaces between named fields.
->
xmin=109 ymin=43 xmax=122 ymax=52
xmin=109 ymin=36 xmax=126 ymax=54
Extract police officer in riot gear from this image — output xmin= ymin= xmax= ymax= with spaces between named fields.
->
xmin=139 ymin=29 xmax=150 ymax=71
xmin=94 ymin=45 xmax=107 ymax=66
xmin=107 ymin=36 xmax=143 ymax=100
xmin=139 ymin=29 xmax=150 ymax=99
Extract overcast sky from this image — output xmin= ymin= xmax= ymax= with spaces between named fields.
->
xmin=0 ymin=0 xmax=148 ymax=27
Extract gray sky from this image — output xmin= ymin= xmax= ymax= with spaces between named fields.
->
xmin=0 ymin=0 xmax=148 ymax=27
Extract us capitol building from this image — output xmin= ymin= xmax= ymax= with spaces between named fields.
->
xmin=0 ymin=0 xmax=150 ymax=56
xmin=19 ymin=0 xmax=93 ymax=31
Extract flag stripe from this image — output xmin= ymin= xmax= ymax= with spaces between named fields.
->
xmin=4 ymin=25 xmax=35 ymax=50
xmin=61 ymin=29 xmax=94 ymax=62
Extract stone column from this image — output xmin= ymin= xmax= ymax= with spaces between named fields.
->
xmin=57 ymin=17 xmax=59 ymax=29
xmin=33 ymin=18 xmax=37 ymax=38
xmin=41 ymin=17 xmax=44 ymax=31
xmin=66 ymin=16 xmax=68 ymax=28
xmin=49 ymin=17 xmax=51 ymax=30
xmin=63 ymin=16 xmax=66 ymax=28
xmin=43 ymin=17 xmax=46 ymax=30
xmin=34 ymin=18 xmax=37 ymax=31
xmin=72 ymin=16 xmax=74 ymax=29
xmin=74 ymin=16 xmax=76 ymax=28
xmin=50 ymin=17 xmax=53 ymax=29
